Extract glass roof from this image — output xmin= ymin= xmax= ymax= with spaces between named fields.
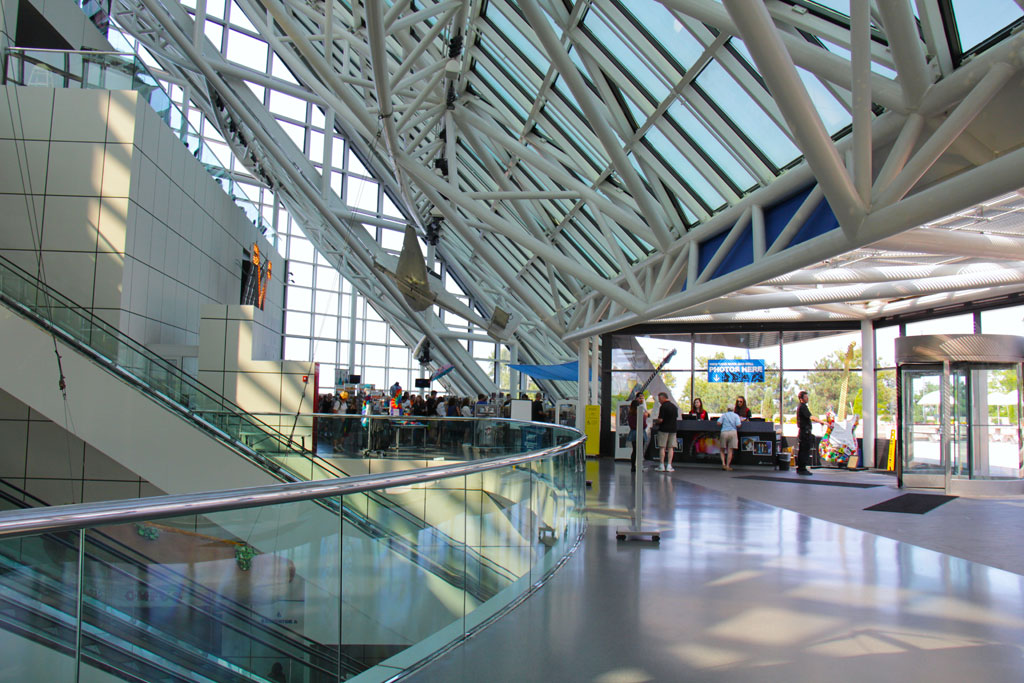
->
xmin=105 ymin=0 xmax=1024 ymax=378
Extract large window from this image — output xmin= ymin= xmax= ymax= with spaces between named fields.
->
xmin=610 ymin=329 xmax=862 ymax=440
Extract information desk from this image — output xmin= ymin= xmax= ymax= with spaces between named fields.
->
xmin=673 ymin=420 xmax=777 ymax=467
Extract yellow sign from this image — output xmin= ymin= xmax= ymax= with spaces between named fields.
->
xmin=584 ymin=404 xmax=600 ymax=456
xmin=886 ymin=429 xmax=896 ymax=471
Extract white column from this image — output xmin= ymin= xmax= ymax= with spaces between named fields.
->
xmin=510 ymin=345 xmax=519 ymax=398
xmin=577 ymin=340 xmax=590 ymax=432
xmin=861 ymin=319 xmax=876 ymax=467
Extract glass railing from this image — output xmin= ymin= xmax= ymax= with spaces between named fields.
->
xmin=0 ymin=479 xmax=361 ymax=680
xmin=0 ymin=431 xmax=587 ymax=681
xmin=217 ymin=411 xmax=571 ymax=463
xmin=2 ymin=47 xmax=274 ymax=243
xmin=0 ymin=250 xmax=569 ymax=610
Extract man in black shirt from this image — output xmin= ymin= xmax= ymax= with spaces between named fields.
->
xmin=654 ymin=392 xmax=678 ymax=472
xmin=796 ymin=390 xmax=823 ymax=475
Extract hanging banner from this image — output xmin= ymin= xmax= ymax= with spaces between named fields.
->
xmin=708 ymin=359 xmax=765 ymax=383
xmin=584 ymin=404 xmax=600 ymax=456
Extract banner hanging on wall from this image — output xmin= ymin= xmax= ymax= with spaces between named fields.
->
xmin=708 ymin=359 xmax=765 ymax=383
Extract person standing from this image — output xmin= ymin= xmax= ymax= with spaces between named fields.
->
xmin=796 ymin=390 xmax=824 ymax=475
xmin=717 ymin=406 xmax=743 ymax=471
xmin=734 ymin=396 xmax=752 ymax=419
xmin=654 ymin=392 xmax=678 ymax=472
xmin=689 ymin=397 xmax=708 ymax=420
xmin=531 ymin=393 xmax=545 ymax=422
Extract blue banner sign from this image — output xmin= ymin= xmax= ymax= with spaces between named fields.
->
xmin=708 ymin=359 xmax=765 ymax=383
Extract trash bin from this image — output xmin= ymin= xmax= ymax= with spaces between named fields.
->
xmin=777 ymin=448 xmax=790 ymax=471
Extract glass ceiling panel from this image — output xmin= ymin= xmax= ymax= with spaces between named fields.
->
xmin=645 ymin=125 xmax=725 ymax=209
xmin=478 ymin=34 xmax=541 ymax=101
xmin=818 ymin=38 xmax=897 ymax=80
xmin=583 ymin=8 xmax=671 ymax=104
xmin=694 ymin=59 xmax=801 ymax=168
xmin=949 ymin=0 xmax=1024 ymax=54
xmin=619 ymin=1 xmax=706 ymax=72
xmin=541 ymin=103 xmax=606 ymax=173
xmin=667 ymin=101 xmax=757 ymax=192
xmin=488 ymin=6 xmax=551 ymax=74
xmin=729 ymin=39 xmax=850 ymax=136
xmin=474 ymin=62 xmax=529 ymax=124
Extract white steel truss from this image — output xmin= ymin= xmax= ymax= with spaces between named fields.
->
xmin=107 ymin=0 xmax=1024 ymax=388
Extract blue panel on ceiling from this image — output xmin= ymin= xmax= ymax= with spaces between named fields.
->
xmin=680 ymin=183 xmax=842 ymax=292
xmin=763 ymin=185 xmax=813 ymax=246
xmin=696 ymin=229 xmax=727 ymax=279
xmin=790 ymin=196 xmax=840 ymax=247
xmin=709 ymin=220 xmax=754 ymax=281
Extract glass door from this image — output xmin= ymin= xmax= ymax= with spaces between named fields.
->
xmin=902 ymin=365 xmax=947 ymax=489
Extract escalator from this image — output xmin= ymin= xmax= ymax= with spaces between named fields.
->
xmin=0 ymin=253 xmax=527 ymax=649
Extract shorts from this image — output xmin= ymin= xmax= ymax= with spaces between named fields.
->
xmin=655 ymin=431 xmax=677 ymax=449
xmin=720 ymin=430 xmax=738 ymax=450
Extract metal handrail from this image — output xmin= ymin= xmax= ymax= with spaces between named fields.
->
xmin=0 ymin=431 xmax=586 ymax=539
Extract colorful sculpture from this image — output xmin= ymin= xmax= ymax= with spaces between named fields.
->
xmin=820 ymin=412 xmax=860 ymax=466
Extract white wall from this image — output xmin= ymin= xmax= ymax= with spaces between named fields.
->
xmin=0 ymin=387 xmax=165 ymax=505
xmin=0 ymin=86 xmax=284 ymax=351
xmin=199 ymin=304 xmax=314 ymax=441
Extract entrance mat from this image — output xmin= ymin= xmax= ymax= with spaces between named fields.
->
xmin=735 ymin=475 xmax=881 ymax=488
xmin=865 ymin=493 xmax=957 ymax=514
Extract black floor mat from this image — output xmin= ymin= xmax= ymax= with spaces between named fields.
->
xmin=865 ymin=493 xmax=957 ymax=514
xmin=735 ymin=475 xmax=881 ymax=488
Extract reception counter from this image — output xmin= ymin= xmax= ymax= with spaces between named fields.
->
xmin=672 ymin=420 xmax=777 ymax=467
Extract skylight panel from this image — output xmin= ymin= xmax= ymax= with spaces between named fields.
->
xmin=488 ymin=5 xmax=551 ymax=74
xmin=817 ymin=38 xmax=897 ymax=79
xmin=667 ymin=101 xmax=757 ymax=192
xmin=582 ymin=7 xmax=671 ymax=103
xmin=618 ymin=1 xmax=706 ymax=71
xmin=949 ymin=0 xmax=1024 ymax=54
xmin=644 ymin=125 xmax=725 ymax=210
xmin=695 ymin=60 xmax=801 ymax=168
xmin=478 ymin=34 xmax=541 ymax=101
xmin=730 ymin=39 xmax=851 ymax=135
xmin=474 ymin=62 xmax=530 ymax=124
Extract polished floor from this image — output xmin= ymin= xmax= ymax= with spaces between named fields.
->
xmin=407 ymin=460 xmax=1024 ymax=682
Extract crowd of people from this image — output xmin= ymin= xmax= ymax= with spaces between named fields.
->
xmin=316 ymin=385 xmax=552 ymax=452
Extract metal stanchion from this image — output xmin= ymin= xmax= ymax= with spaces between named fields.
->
xmin=616 ymin=427 xmax=661 ymax=543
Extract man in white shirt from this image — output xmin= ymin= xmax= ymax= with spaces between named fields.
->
xmin=717 ymin=407 xmax=744 ymax=471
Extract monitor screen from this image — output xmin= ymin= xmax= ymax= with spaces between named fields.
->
xmin=414 ymin=378 xmax=431 ymax=388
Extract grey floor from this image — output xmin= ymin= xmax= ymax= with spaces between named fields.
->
xmin=406 ymin=460 xmax=1024 ymax=682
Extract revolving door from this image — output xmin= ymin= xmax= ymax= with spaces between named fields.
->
xmin=897 ymin=335 xmax=1024 ymax=493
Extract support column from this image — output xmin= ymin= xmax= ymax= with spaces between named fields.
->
xmin=861 ymin=319 xmax=876 ymax=467
xmin=577 ymin=340 xmax=590 ymax=433
xmin=590 ymin=337 xmax=600 ymax=406
xmin=510 ymin=345 xmax=519 ymax=398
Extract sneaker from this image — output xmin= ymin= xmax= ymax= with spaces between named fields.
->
xmin=655 ymin=464 xmax=666 ymax=472
xmin=797 ymin=469 xmax=813 ymax=476
xmin=666 ymin=465 xmax=674 ymax=472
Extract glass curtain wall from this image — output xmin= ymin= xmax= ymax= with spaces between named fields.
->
xmin=107 ymin=12 xmax=511 ymax=395
xmin=610 ymin=330 xmax=865 ymax=441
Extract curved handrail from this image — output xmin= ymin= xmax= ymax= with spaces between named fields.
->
xmin=0 ymin=431 xmax=586 ymax=539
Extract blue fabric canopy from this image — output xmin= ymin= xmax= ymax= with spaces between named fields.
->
xmin=508 ymin=361 xmax=582 ymax=382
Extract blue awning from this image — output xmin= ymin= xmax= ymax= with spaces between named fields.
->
xmin=508 ymin=361 xmax=588 ymax=382
xmin=507 ymin=360 xmax=598 ymax=382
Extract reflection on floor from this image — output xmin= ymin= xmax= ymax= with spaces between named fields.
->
xmin=407 ymin=460 xmax=1024 ymax=682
